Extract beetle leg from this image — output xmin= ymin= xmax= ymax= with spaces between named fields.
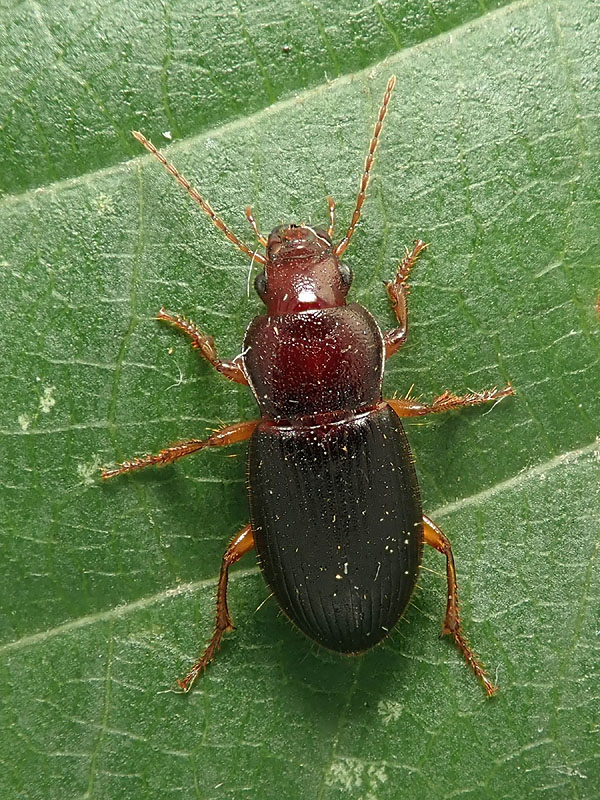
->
xmin=101 ymin=419 xmax=259 ymax=479
xmin=422 ymin=515 xmax=497 ymax=697
xmin=387 ymin=384 xmax=514 ymax=417
xmin=157 ymin=308 xmax=249 ymax=385
xmin=384 ymin=239 xmax=428 ymax=358
xmin=178 ymin=524 xmax=255 ymax=692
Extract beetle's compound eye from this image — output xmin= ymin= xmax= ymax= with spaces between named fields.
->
xmin=254 ymin=271 xmax=267 ymax=298
xmin=339 ymin=262 xmax=353 ymax=287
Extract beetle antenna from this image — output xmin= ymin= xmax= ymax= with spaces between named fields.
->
xmin=335 ymin=75 xmax=396 ymax=258
xmin=327 ymin=196 xmax=336 ymax=238
xmin=132 ymin=131 xmax=267 ymax=265
xmin=245 ymin=206 xmax=268 ymax=246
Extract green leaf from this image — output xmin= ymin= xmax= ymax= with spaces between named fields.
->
xmin=1 ymin=0 xmax=599 ymax=798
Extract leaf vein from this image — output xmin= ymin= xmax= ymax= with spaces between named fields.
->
xmin=1 ymin=437 xmax=597 ymax=654
xmin=0 ymin=0 xmax=531 ymax=205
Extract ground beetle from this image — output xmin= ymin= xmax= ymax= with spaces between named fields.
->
xmin=103 ymin=77 xmax=513 ymax=695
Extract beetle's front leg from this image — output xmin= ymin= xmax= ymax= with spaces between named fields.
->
xmin=384 ymin=239 xmax=428 ymax=358
xmin=387 ymin=385 xmax=513 ymax=417
xmin=178 ymin=524 xmax=255 ymax=692
xmin=158 ymin=308 xmax=248 ymax=385
xmin=101 ymin=419 xmax=258 ymax=479
xmin=423 ymin=515 xmax=497 ymax=697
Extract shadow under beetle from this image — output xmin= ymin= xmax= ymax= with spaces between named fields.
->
xmin=103 ymin=76 xmax=513 ymax=694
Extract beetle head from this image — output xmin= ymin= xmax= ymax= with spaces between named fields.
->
xmin=255 ymin=224 xmax=353 ymax=315
xmin=266 ymin=224 xmax=331 ymax=265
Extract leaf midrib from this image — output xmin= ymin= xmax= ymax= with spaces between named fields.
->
xmin=0 ymin=0 xmax=529 ymax=204
xmin=1 ymin=435 xmax=596 ymax=655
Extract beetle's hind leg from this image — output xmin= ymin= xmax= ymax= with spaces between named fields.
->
xmin=384 ymin=239 xmax=428 ymax=358
xmin=423 ymin=515 xmax=498 ymax=697
xmin=177 ymin=524 xmax=255 ymax=692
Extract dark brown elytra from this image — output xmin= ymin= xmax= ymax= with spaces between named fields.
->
xmin=103 ymin=76 xmax=513 ymax=695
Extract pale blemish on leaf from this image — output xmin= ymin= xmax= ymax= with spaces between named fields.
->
xmin=17 ymin=414 xmax=30 ymax=431
xmin=92 ymin=193 xmax=114 ymax=214
xmin=326 ymin=758 xmax=387 ymax=794
xmin=77 ymin=457 xmax=102 ymax=486
xmin=377 ymin=698 xmax=403 ymax=725
xmin=39 ymin=385 xmax=56 ymax=414
xmin=326 ymin=758 xmax=363 ymax=791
